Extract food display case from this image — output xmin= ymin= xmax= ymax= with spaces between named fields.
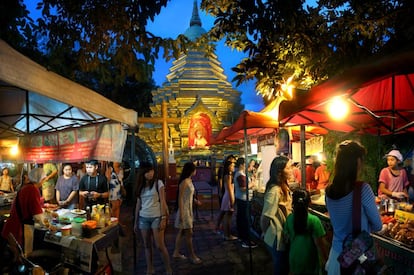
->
xmin=308 ymin=199 xmax=414 ymax=274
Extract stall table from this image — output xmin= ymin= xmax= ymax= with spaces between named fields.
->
xmin=35 ymin=220 xmax=119 ymax=273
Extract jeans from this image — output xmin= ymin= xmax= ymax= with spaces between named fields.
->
xmin=236 ymin=199 xmax=251 ymax=242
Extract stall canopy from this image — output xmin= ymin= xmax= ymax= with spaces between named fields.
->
xmin=279 ymin=50 xmax=414 ymax=135
xmin=212 ymin=109 xmax=280 ymax=144
xmin=211 ymin=99 xmax=328 ymax=145
xmin=0 ymin=39 xmax=138 ymax=141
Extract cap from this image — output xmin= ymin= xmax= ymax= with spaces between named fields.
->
xmin=386 ymin=150 xmax=403 ymax=162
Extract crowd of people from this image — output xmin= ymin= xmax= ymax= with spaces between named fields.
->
xmin=208 ymin=143 xmax=412 ymax=275
xmin=1 ymin=160 xmax=126 ymax=252
xmin=2 ymin=141 xmax=414 ymax=274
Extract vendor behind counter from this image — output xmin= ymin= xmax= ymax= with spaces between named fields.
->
xmin=1 ymin=168 xmax=46 ymax=254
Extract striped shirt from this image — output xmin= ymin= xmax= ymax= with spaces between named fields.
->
xmin=326 ymin=182 xmax=382 ymax=253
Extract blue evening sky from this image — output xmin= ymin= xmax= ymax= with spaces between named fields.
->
xmin=148 ymin=0 xmax=316 ymax=111
xmin=146 ymin=0 xmax=264 ymax=111
xmin=26 ymin=0 xmax=317 ymax=111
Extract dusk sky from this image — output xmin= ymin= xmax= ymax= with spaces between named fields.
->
xmin=147 ymin=0 xmax=264 ymax=111
xmin=26 ymin=1 xmax=322 ymax=112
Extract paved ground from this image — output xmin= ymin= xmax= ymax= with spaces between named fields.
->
xmin=113 ymin=196 xmax=273 ymax=275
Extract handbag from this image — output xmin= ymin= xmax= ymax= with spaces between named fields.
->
xmin=337 ymin=182 xmax=378 ymax=275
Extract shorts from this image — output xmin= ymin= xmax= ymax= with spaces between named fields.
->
xmin=138 ymin=216 xmax=161 ymax=230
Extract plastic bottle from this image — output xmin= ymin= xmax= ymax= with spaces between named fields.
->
xmin=91 ymin=205 xmax=99 ymax=222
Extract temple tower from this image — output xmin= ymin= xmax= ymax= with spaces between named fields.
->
xmin=138 ymin=0 xmax=243 ymax=166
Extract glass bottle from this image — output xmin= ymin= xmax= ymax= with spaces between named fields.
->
xmin=104 ymin=203 xmax=111 ymax=226
xmin=86 ymin=206 xmax=91 ymax=220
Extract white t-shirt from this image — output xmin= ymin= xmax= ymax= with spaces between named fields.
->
xmin=139 ymin=180 xmax=164 ymax=218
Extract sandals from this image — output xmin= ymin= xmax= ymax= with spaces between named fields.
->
xmin=189 ymin=257 xmax=202 ymax=265
xmin=173 ymin=254 xmax=187 ymax=260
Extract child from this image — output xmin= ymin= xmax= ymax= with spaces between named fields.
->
xmin=283 ymin=189 xmax=328 ymax=275
xmin=378 ymin=149 xmax=409 ymax=200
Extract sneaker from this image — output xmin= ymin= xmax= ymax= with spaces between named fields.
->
xmin=241 ymin=240 xmax=258 ymax=248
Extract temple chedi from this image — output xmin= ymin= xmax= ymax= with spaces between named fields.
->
xmin=138 ymin=0 xmax=243 ymax=168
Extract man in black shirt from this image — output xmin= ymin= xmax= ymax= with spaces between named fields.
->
xmin=79 ymin=160 xmax=108 ymax=209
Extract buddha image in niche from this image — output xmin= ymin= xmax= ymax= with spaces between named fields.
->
xmin=189 ymin=113 xmax=211 ymax=149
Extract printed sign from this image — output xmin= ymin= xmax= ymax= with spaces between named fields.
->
xmin=19 ymin=123 xmax=127 ymax=162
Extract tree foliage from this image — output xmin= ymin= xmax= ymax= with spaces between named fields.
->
xmin=202 ymin=0 xmax=414 ymax=100
xmin=0 ymin=0 xmax=189 ymax=114
xmin=1 ymin=0 xmax=413 ymax=110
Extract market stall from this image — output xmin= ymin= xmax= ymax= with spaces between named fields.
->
xmin=307 ymin=195 xmax=414 ymax=274
xmin=276 ymin=50 xmax=414 ymax=273
xmin=0 ymin=40 xmax=137 ymax=272
xmin=279 ymin=50 xmax=414 ymax=135
xmin=32 ymin=207 xmax=120 ymax=273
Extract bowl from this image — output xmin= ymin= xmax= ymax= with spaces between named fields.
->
xmin=61 ymin=225 xmax=72 ymax=236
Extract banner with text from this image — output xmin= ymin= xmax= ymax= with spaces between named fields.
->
xmin=19 ymin=123 xmax=127 ymax=163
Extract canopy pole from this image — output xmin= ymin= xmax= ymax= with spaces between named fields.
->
xmin=300 ymin=125 xmax=306 ymax=189
xmin=243 ymin=120 xmax=254 ymax=275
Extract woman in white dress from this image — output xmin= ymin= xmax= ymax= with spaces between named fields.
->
xmin=173 ymin=162 xmax=202 ymax=264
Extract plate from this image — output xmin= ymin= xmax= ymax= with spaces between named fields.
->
xmin=70 ymin=209 xmax=86 ymax=215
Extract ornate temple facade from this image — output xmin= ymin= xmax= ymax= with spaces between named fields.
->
xmin=138 ymin=1 xmax=243 ymax=167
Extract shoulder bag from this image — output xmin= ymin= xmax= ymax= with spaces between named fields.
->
xmin=337 ymin=182 xmax=378 ymax=275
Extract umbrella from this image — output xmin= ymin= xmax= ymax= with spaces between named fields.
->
xmin=279 ymin=50 xmax=414 ymax=135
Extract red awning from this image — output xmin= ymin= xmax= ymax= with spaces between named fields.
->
xmin=211 ymin=101 xmax=327 ymax=145
xmin=280 ymin=50 xmax=414 ymax=135
xmin=211 ymin=110 xmax=279 ymax=144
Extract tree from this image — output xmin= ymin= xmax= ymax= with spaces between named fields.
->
xmin=202 ymin=0 xmax=414 ymax=100
xmin=0 ymin=0 xmax=185 ymax=114
xmin=2 ymin=0 xmax=413 ymax=109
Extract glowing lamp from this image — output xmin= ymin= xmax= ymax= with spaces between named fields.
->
xmin=328 ymin=97 xmax=349 ymax=121
xmin=10 ymin=145 xmax=19 ymax=156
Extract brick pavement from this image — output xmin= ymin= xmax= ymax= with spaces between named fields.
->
xmin=113 ymin=198 xmax=273 ymax=275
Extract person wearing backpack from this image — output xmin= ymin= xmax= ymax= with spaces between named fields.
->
xmin=134 ymin=163 xmax=172 ymax=275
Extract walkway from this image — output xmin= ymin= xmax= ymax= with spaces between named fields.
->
xmin=113 ymin=197 xmax=273 ymax=275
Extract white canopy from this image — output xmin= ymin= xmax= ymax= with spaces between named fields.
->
xmin=0 ymin=39 xmax=138 ymax=144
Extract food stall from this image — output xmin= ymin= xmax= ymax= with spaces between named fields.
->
xmin=34 ymin=207 xmax=120 ymax=273
xmin=0 ymin=40 xmax=137 ymax=273
xmin=308 ymin=194 xmax=414 ymax=274
xmin=276 ymin=50 xmax=414 ymax=273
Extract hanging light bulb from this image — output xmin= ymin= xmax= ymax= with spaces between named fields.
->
xmin=328 ymin=97 xmax=349 ymax=121
xmin=10 ymin=145 xmax=19 ymax=156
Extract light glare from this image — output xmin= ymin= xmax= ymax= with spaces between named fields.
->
xmin=10 ymin=145 xmax=19 ymax=156
xmin=328 ymin=97 xmax=349 ymax=121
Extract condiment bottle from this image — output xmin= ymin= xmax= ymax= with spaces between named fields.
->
xmin=104 ymin=204 xmax=111 ymax=226
xmin=86 ymin=206 xmax=91 ymax=220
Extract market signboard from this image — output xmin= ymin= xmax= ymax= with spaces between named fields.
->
xmin=18 ymin=123 xmax=127 ymax=163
